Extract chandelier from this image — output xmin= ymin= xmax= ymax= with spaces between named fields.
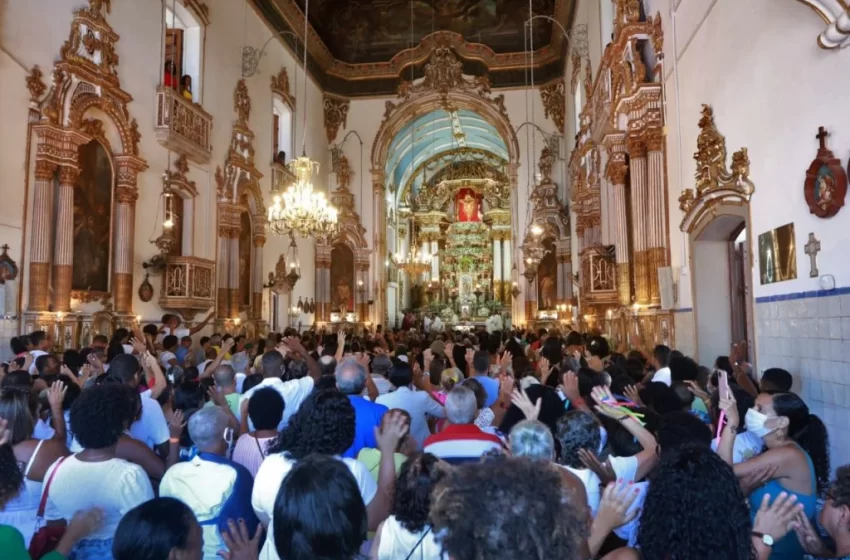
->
xmin=268 ymin=156 xmax=338 ymax=237
xmin=396 ymin=243 xmax=431 ymax=276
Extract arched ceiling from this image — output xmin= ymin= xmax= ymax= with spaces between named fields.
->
xmin=385 ymin=108 xmax=508 ymax=203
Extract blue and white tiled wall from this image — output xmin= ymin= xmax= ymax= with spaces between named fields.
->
xmin=755 ymin=287 xmax=850 ymax=473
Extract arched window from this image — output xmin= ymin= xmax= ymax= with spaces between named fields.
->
xmin=164 ymin=1 xmax=207 ymax=104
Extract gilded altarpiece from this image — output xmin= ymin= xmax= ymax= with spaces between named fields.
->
xmin=22 ymin=0 xmax=148 ymax=350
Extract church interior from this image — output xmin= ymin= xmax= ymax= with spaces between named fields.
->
xmin=1 ymin=0 xmax=850 ymax=467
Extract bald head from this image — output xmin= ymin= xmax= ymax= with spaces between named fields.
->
xmin=335 ymin=357 xmax=367 ymax=395
xmin=213 ymin=364 xmax=236 ymax=388
xmin=188 ymin=406 xmax=229 ymax=453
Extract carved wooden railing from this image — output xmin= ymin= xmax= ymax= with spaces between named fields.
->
xmin=155 ymin=86 xmax=213 ymax=164
xmin=159 ymin=256 xmax=216 ymax=314
xmin=270 ymin=161 xmax=296 ymax=192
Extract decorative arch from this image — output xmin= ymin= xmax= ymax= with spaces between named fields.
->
xmin=23 ymin=0 xmax=147 ymax=344
xmin=369 ymin=46 xmax=520 ymax=325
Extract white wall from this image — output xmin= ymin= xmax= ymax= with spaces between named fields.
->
xmin=0 ymin=0 xmax=325 ymax=327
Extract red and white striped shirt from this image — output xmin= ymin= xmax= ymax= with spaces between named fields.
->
xmin=423 ymin=424 xmax=504 ymax=464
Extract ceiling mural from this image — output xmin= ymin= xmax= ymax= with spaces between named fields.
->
xmin=293 ymin=0 xmax=555 ymax=64
xmin=252 ymin=0 xmax=576 ymax=96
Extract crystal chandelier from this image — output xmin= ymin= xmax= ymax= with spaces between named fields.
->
xmin=396 ymin=243 xmax=431 ymax=276
xmin=268 ymin=156 xmax=338 ymax=237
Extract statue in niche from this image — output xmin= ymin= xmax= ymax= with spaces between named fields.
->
xmin=330 ymin=244 xmax=355 ymax=313
xmin=537 ymin=240 xmax=557 ymax=310
xmin=73 ymin=141 xmax=112 ymax=292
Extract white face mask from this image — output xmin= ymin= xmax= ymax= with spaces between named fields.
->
xmin=745 ymin=408 xmax=774 ymax=438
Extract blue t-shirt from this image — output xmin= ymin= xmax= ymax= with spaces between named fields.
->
xmin=175 ymin=346 xmax=189 ymax=366
xmin=471 ymin=374 xmax=500 ymax=408
xmin=343 ymin=396 xmax=389 ymax=459
xmin=197 ymin=452 xmax=260 ymax=538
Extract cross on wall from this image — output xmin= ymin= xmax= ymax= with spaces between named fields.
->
xmin=804 ymin=233 xmax=821 ymax=278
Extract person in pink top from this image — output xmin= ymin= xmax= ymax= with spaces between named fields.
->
xmin=231 ymin=388 xmax=283 ymax=478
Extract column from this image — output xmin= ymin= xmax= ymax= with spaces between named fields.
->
xmin=357 ymin=265 xmax=369 ymax=321
xmin=28 ymin=159 xmax=57 ymax=312
xmin=492 ymin=237 xmax=502 ymax=300
xmin=645 ymin=126 xmax=668 ymax=306
xmin=627 ymin=133 xmax=650 ymax=305
xmin=113 ymin=156 xmax=146 ymax=314
xmin=556 ymin=256 xmax=565 ymax=302
xmin=430 ymin=239 xmax=439 ymax=283
xmin=252 ymin=236 xmax=265 ymax=319
xmin=502 ymin=239 xmax=512 ymax=303
xmin=372 ymin=173 xmax=387 ymax=325
xmin=525 ymin=274 xmax=538 ymax=322
xmin=52 ymin=165 xmax=78 ymax=313
xmin=606 ymin=149 xmax=631 ymax=307
xmin=216 ymin=224 xmax=231 ymax=318
xmin=228 ymin=233 xmax=240 ymax=319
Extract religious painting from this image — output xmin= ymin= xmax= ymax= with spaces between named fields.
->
xmin=455 ymin=188 xmax=481 ymax=222
xmin=239 ymin=211 xmax=252 ymax=308
xmin=758 ymin=223 xmax=797 ymax=285
xmin=292 ymin=0 xmax=556 ymax=64
xmin=537 ymin=238 xmax=557 ymax=310
xmin=72 ymin=140 xmax=112 ymax=293
xmin=330 ymin=243 xmax=355 ymax=313
xmin=804 ymin=127 xmax=847 ymax=219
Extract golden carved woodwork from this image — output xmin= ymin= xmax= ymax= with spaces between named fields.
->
xmin=234 ymin=79 xmax=251 ymax=126
xmin=163 ymin=154 xmax=198 ymax=198
xmin=28 ymin=263 xmax=51 ymax=311
xmin=27 ymin=66 xmax=47 ymax=102
xmin=583 ymin=60 xmax=593 ymax=103
xmin=155 ymin=86 xmax=213 ymax=164
xmin=626 ymin=135 xmax=647 ymax=159
xmin=333 ymin=152 xmax=353 ymax=190
xmin=646 ymin=246 xmax=665 ymax=305
xmin=645 ymin=127 xmax=664 ymax=152
xmin=571 ymin=52 xmax=582 ymax=93
xmin=160 ymin=256 xmax=216 ymax=315
xmin=606 ymin=159 xmax=628 ymax=185
xmin=58 ymin=165 xmax=81 ymax=186
xmin=417 ymin=174 xmax=510 ymax=213
xmin=651 ymin=14 xmax=664 ymax=54
xmin=540 ymin=80 xmax=565 ymax=131
xmin=52 ymin=265 xmax=72 ymax=313
xmin=679 ymin=105 xmax=754 ymax=233
xmin=113 ymin=272 xmax=133 ymax=313
xmin=633 ymin=250 xmax=650 ymax=305
xmin=271 ymin=67 xmax=295 ymax=107
xmin=323 ymin=94 xmax=350 ymax=143
xmin=617 ymin=262 xmax=631 ymax=306
xmin=34 ymin=159 xmax=57 ymax=181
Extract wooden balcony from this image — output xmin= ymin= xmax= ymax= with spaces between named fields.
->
xmin=159 ymin=256 xmax=216 ymax=314
xmin=271 ymin=161 xmax=296 ymax=191
xmin=155 ymin=86 xmax=213 ymax=164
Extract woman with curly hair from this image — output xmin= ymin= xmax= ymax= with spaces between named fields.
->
xmin=430 ymin=456 xmax=587 ymax=560
xmin=0 ymin=386 xmax=68 ymax=547
xmin=793 ymin=464 xmax=850 ymax=558
xmin=252 ymin=389 xmax=409 ymax=560
xmin=41 ymin=384 xmax=154 ymax=559
xmin=370 ymin=453 xmax=447 ymax=559
xmin=718 ymin=391 xmax=829 ymax=559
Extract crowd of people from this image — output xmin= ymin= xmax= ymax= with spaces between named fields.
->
xmin=0 ymin=313 xmax=847 ymax=560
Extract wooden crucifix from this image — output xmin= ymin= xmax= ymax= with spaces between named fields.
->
xmin=804 ymin=233 xmax=821 ymax=278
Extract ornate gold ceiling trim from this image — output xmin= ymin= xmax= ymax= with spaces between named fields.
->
xmin=540 ymin=79 xmax=566 ymax=132
xmin=323 ymin=93 xmax=349 ymax=144
xmin=398 ymin=147 xmax=507 ymax=205
xmin=679 ymin=105 xmax=754 ymax=235
xmin=259 ymin=0 xmax=568 ymax=82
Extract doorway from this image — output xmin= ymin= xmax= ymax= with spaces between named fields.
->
xmin=690 ymin=207 xmax=754 ymax=365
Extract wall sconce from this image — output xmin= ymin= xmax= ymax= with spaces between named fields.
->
xmin=234 ymin=317 xmax=241 ymax=325
xmin=136 ymin=315 xmax=142 ymax=324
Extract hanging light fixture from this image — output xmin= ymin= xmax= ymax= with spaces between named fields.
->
xmin=266 ymin=0 xmax=337 ymax=238
xmin=283 ymin=230 xmax=301 ymax=288
xmin=396 ymin=240 xmax=431 ymax=276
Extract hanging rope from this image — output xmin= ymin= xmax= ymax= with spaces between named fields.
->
xmin=298 ymin=0 xmax=310 ymax=156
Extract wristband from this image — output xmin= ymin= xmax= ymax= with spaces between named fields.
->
xmin=169 ymin=437 xmax=180 ymax=444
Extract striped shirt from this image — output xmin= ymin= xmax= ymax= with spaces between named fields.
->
xmin=423 ymin=424 xmax=503 ymax=464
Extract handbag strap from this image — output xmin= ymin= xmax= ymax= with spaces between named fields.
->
xmin=37 ymin=455 xmax=70 ymax=518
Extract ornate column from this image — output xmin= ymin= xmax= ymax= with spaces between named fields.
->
xmin=627 ymin=133 xmax=650 ymax=305
xmin=492 ymin=236 xmax=502 ymax=300
xmin=430 ymin=239 xmax=439 ymax=283
xmin=52 ymin=165 xmax=79 ymax=313
xmin=252 ymin=235 xmax=265 ymax=319
xmin=315 ymin=244 xmax=331 ymax=322
xmin=371 ymin=170 xmax=387 ymax=325
xmin=228 ymin=231 xmax=240 ymax=319
xmin=357 ymin=264 xmax=369 ymax=321
xmin=645 ymin=126 xmax=667 ymax=306
xmin=216 ymin=224 xmax=231 ymax=318
xmin=502 ymin=237 xmax=512 ymax=303
xmin=605 ymin=135 xmax=631 ymax=307
xmin=113 ymin=155 xmax=147 ymax=314
xmin=28 ymin=159 xmax=57 ymax=312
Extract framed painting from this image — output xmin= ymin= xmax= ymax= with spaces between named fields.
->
xmin=804 ymin=127 xmax=847 ymax=218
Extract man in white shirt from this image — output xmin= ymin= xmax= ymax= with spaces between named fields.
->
xmin=28 ymin=329 xmax=51 ymax=375
xmin=431 ymin=315 xmax=444 ymax=333
xmin=376 ymin=361 xmax=445 ymax=448
xmin=240 ymin=338 xmax=322 ymax=430
xmin=107 ymin=353 xmax=170 ymax=454
xmin=160 ymin=311 xmax=215 ymax=340
xmin=649 ymin=344 xmax=673 ymax=386
xmin=423 ymin=315 xmax=432 ymax=333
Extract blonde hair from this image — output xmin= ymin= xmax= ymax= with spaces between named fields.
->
xmin=440 ymin=369 xmax=460 ymax=392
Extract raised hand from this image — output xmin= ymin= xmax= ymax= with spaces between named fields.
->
xmin=718 ymin=391 xmax=740 ymax=427
xmin=167 ymin=409 xmax=186 ymax=440
xmin=510 ymin=388 xmax=541 ymax=421
xmin=143 ymin=351 xmax=158 ymax=371
xmin=538 ymin=357 xmax=550 ymax=378
xmin=218 ymin=519 xmax=263 ymax=560
xmin=129 ymin=336 xmax=146 ymax=355
xmin=595 ymin=481 xmax=640 ymax=533
xmin=579 ymin=448 xmax=617 ymax=486
xmin=375 ymin=410 xmax=409 ymax=453
xmin=207 ymin=386 xmax=226 ymax=408
xmin=753 ymin=492 xmax=803 ymax=544
xmin=624 ymin=384 xmax=643 ymax=406
xmin=47 ymin=380 xmax=67 ymax=411
xmin=222 ymin=337 xmax=236 ymax=353
xmin=560 ymin=370 xmax=581 ymax=403
xmin=500 ymin=350 xmax=513 ymax=370
xmin=793 ymin=509 xmax=830 ymax=556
